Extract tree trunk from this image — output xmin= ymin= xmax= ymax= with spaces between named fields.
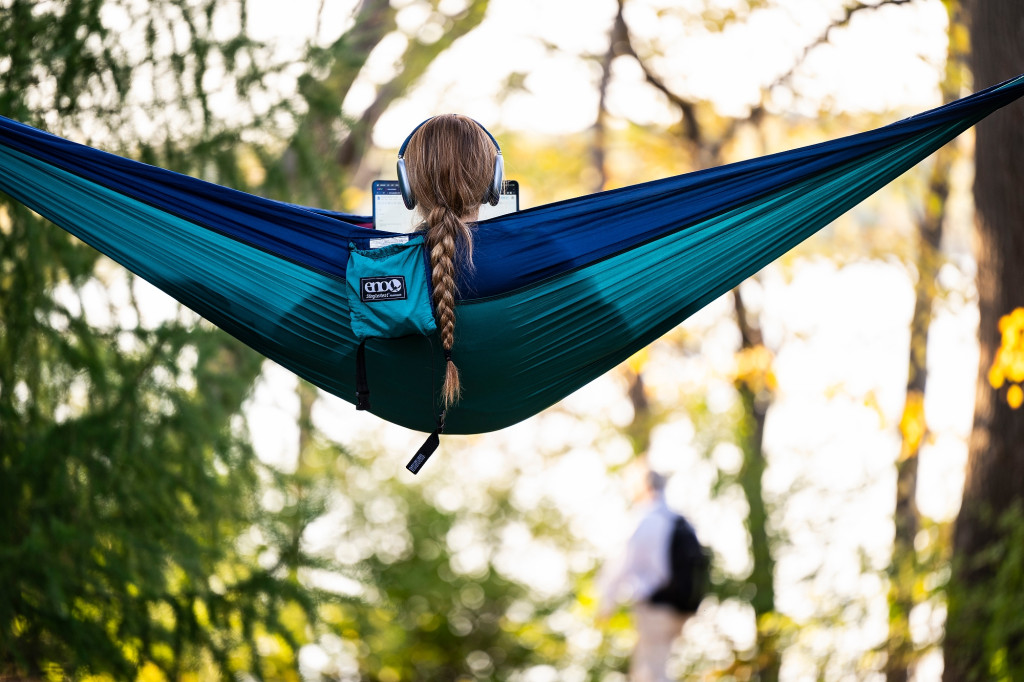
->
xmin=734 ymin=288 xmax=780 ymax=682
xmin=886 ymin=5 xmax=966 ymax=678
xmin=887 ymin=130 xmax=951 ymax=682
xmin=943 ymin=1 xmax=1024 ymax=680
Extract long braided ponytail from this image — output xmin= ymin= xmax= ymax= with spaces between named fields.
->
xmin=403 ymin=115 xmax=498 ymax=407
xmin=425 ymin=205 xmax=472 ymax=405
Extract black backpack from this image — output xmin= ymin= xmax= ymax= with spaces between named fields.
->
xmin=648 ymin=515 xmax=710 ymax=614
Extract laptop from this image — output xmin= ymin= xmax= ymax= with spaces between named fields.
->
xmin=372 ymin=179 xmax=519 ymax=233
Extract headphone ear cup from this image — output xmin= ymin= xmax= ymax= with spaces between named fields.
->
xmin=397 ymin=158 xmax=416 ymax=210
xmin=485 ymin=153 xmax=504 ymax=206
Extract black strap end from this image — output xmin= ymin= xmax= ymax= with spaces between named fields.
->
xmin=406 ymin=430 xmax=440 ymax=474
xmin=355 ymin=391 xmax=371 ymax=411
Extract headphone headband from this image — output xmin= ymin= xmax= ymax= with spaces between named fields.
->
xmin=398 ymin=116 xmax=502 ymax=158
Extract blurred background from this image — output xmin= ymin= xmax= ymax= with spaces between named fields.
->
xmin=2 ymin=0 xmax=1023 ymax=680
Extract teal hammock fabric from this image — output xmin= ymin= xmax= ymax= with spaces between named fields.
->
xmin=1 ymin=75 xmax=1022 ymax=435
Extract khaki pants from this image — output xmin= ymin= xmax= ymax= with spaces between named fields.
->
xmin=629 ymin=602 xmax=689 ymax=682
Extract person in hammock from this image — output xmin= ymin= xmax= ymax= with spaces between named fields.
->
xmin=398 ymin=113 xmax=504 ymax=408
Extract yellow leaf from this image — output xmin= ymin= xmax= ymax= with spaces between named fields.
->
xmin=137 ymin=662 xmax=169 ymax=682
xmin=342 ymin=186 xmax=365 ymax=212
xmin=989 ymin=309 xmax=1024 ymax=390
xmin=733 ymin=344 xmax=775 ymax=395
xmin=626 ymin=348 xmax=649 ymax=374
xmin=990 ymin=364 xmax=1006 ymax=389
xmin=1008 ymin=384 xmax=1023 ymax=409
xmin=1011 ymin=359 xmax=1024 ymax=384
xmin=899 ymin=391 xmax=926 ymax=460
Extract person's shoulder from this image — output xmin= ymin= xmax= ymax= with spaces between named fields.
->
xmin=634 ymin=500 xmax=675 ymax=532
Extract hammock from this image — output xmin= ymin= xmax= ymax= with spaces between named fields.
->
xmin=1 ymin=75 xmax=1022 ymax=436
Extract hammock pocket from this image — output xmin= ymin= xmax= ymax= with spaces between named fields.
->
xmin=1 ymin=75 xmax=1022 ymax=435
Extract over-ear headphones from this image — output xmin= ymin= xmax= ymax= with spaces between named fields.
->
xmin=397 ymin=116 xmax=504 ymax=211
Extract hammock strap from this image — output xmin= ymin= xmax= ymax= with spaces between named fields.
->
xmin=355 ymin=339 xmax=372 ymax=411
xmin=359 ymin=335 xmax=444 ymax=473
xmin=406 ymin=410 xmax=445 ymax=474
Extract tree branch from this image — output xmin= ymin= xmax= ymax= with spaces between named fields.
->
xmin=613 ymin=0 xmax=704 ymax=148
xmin=587 ymin=3 xmax=623 ymax=192
xmin=336 ymin=0 xmax=492 ymax=173
xmin=765 ymin=0 xmax=918 ymax=96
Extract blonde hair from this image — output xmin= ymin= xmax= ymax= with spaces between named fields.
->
xmin=403 ymin=114 xmax=498 ymax=407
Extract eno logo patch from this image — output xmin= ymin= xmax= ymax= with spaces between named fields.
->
xmin=360 ymin=276 xmax=407 ymax=302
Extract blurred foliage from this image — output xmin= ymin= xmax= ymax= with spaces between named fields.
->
xmin=944 ymin=503 xmax=1024 ymax=682
xmin=281 ymin=436 xmax=621 ymax=681
xmin=263 ymin=0 xmax=492 ymax=212
xmin=1 ymin=0 xmax=329 ymax=678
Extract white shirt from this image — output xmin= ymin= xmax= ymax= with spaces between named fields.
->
xmin=598 ymin=494 xmax=675 ymax=615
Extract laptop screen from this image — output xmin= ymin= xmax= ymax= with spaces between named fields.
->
xmin=372 ymin=180 xmax=519 ymax=233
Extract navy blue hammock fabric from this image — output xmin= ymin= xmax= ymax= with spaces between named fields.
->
xmin=1 ymin=75 xmax=1022 ymax=435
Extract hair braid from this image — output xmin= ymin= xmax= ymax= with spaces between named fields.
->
xmin=403 ymin=114 xmax=497 ymax=409
xmin=426 ymin=205 xmax=471 ymax=406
